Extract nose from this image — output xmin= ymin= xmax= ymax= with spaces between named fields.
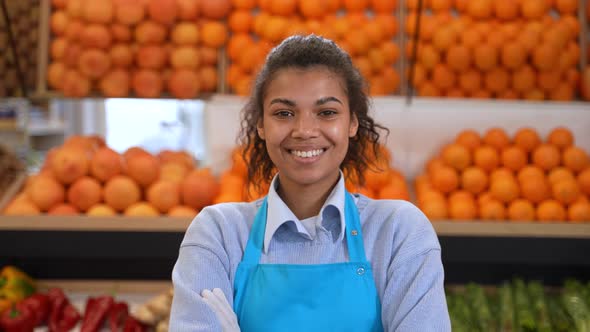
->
xmin=292 ymin=112 xmax=319 ymax=139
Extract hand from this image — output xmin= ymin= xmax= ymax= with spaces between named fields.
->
xmin=201 ymin=288 xmax=241 ymax=332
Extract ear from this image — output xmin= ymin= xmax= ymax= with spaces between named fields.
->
xmin=257 ymin=120 xmax=265 ymax=140
xmin=349 ymin=113 xmax=359 ymax=138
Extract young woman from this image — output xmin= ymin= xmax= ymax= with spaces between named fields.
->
xmin=170 ymin=35 xmax=450 ymax=331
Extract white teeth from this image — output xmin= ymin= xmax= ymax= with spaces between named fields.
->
xmin=291 ymin=149 xmax=324 ymax=158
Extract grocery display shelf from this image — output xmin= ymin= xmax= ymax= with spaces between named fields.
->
xmin=0 ymin=216 xmax=589 ymax=284
xmin=0 ymin=216 xmax=589 ymax=237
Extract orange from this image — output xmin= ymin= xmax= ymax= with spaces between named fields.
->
xmin=474 ymin=145 xmax=500 ymax=172
xmin=518 ymin=165 xmax=545 ymax=183
xmin=467 ymin=0 xmax=493 ymax=19
xmin=548 ymin=127 xmax=574 ymax=150
xmin=550 ymin=83 xmax=575 ymax=102
xmin=430 ymin=0 xmax=452 ymax=12
xmin=461 ymin=29 xmax=482 ymax=50
xmin=228 ymin=10 xmax=253 ymax=33
xmin=493 ymin=0 xmax=519 ymax=20
xmin=269 ymin=0 xmax=297 ymax=15
xmin=200 ymin=21 xmax=228 ymax=48
xmin=501 ymin=146 xmax=528 ymax=172
xmin=548 ymin=167 xmax=576 ymax=185
xmin=343 ymin=0 xmax=369 ymax=12
xmin=511 ymin=65 xmax=536 ymax=94
xmin=513 ymin=127 xmax=541 ymax=153
xmin=420 ymin=198 xmax=449 ymax=220
xmin=449 ymin=190 xmax=476 ymax=205
xmin=490 ymin=177 xmax=520 ymax=203
xmin=371 ymin=0 xmax=397 ymax=13
xmin=232 ymin=0 xmax=256 ymax=9
xmin=364 ymin=20 xmax=385 ymax=46
xmin=461 ymin=167 xmax=489 ymax=194
xmin=562 ymin=146 xmax=590 ymax=173
xmin=442 ymin=143 xmax=472 ymax=171
xmin=508 ymin=199 xmax=536 ymax=221
xmin=227 ymin=34 xmax=254 ymax=62
xmin=417 ymin=81 xmax=442 ymax=97
xmin=446 ymin=44 xmax=471 ymax=73
xmin=431 ymin=166 xmax=460 ymax=194
xmin=501 ymin=42 xmax=526 ymax=70
xmin=477 ymin=191 xmax=494 ymax=206
xmin=147 ymin=180 xmax=180 ymax=213
xmin=484 ymin=68 xmax=509 ymax=94
xmin=449 ymin=197 xmax=478 ymax=220
xmin=524 ymin=89 xmax=545 ymax=101
xmin=418 ymin=44 xmax=440 ymax=70
xmin=536 ymin=199 xmax=566 ymax=222
xmin=381 ymin=42 xmax=400 ymax=64
xmin=552 ymin=179 xmax=581 ymax=205
xmin=432 ymin=64 xmax=457 ymax=91
xmin=378 ymin=184 xmax=410 ymax=201
xmin=479 ymin=199 xmax=506 ymax=220
xmin=459 ymin=70 xmax=482 ymax=93
xmin=427 ymin=158 xmax=446 ymax=174
xmin=568 ymin=201 xmax=590 ymax=222
xmin=473 ymin=43 xmax=498 ymax=72
xmin=520 ymin=177 xmax=551 ymax=204
xmin=483 ymin=128 xmax=511 ymax=151
xmin=532 ymin=144 xmax=561 ymax=171
xmin=432 ymin=26 xmax=457 ymax=51
xmin=555 ymin=0 xmax=578 ymax=15
xmin=577 ymin=168 xmax=590 ymax=196
xmin=533 ymin=44 xmax=559 ymax=71
xmin=455 ymin=129 xmax=482 ymax=151
xmin=537 ymin=70 xmax=561 ymax=93
xmin=181 ymin=168 xmax=220 ymax=210
xmin=521 ymin=0 xmax=547 ymax=19
xmin=103 ymin=175 xmax=141 ymax=212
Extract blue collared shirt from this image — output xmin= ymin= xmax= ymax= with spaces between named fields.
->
xmin=170 ymin=173 xmax=451 ymax=331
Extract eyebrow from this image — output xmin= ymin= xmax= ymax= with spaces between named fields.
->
xmin=268 ymin=96 xmax=343 ymax=107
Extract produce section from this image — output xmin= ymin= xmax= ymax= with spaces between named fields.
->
xmin=0 ymin=0 xmax=590 ymax=330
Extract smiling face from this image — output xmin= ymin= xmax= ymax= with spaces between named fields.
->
xmin=257 ymin=67 xmax=359 ymax=193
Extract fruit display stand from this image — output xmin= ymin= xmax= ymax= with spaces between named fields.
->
xmin=0 ymin=96 xmax=588 ymax=286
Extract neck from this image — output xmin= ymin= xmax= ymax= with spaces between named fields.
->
xmin=276 ymin=173 xmax=340 ymax=220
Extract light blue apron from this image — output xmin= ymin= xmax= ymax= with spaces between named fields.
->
xmin=233 ymin=192 xmax=383 ymax=331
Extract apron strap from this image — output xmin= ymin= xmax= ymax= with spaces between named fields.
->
xmin=241 ymin=198 xmax=268 ymax=264
xmin=344 ymin=192 xmax=368 ymax=262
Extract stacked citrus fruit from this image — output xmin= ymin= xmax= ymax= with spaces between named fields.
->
xmin=226 ymin=0 xmax=401 ymax=96
xmin=2 ymin=135 xmax=217 ymax=218
xmin=406 ymin=0 xmax=581 ymax=101
xmin=415 ymin=127 xmax=590 ymax=222
xmin=214 ymin=144 xmax=410 ymax=203
xmin=48 ymin=0 xmax=228 ymax=98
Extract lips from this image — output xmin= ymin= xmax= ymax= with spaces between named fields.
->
xmin=289 ymin=148 xmax=326 ymax=158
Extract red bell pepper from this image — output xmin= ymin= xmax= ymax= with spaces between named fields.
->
xmin=0 ymin=302 xmax=35 ymax=332
xmin=80 ymin=295 xmax=114 ymax=332
xmin=108 ymin=302 xmax=129 ymax=332
xmin=49 ymin=293 xmax=81 ymax=332
xmin=122 ymin=316 xmax=146 ymax=332
xmin=20 ymin=293 xmax=50 ymax=326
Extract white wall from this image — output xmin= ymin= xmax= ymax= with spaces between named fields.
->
xmin=203 ymin=95 xmax=590 ymax=179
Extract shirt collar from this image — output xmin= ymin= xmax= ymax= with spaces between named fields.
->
xmin=263 ymin=171 xmax=347 ymax=253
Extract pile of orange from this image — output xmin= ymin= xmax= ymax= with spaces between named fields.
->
xmin=48 ymin=0 xmax=228 ymax=98
xmin=415 ymin=127 xmax=590 ymax=222
xmin=3 ymin=135 xmax=213 ymax=218
xmin=214 ymin=143 xmax=410 ymax=203
xmin=226 ymin=0 xmax=401 ymax=96
xmin=406 ymin=0 xmax=581 ymax=101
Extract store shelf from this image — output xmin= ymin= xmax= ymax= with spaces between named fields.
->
xmin=27 ymin=121 xmax=64 ymax=136
xmin=0 ymin=215 xmax=192 ymax=232
xmin=1 ymin=216 xmax=589 ymax=238
xmin=432 ymin=221 xmax=590 ymax=239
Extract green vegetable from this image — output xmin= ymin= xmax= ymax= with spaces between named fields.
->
xmin=561 ymin=289 xmax=590 ymax=332
xmin=527 ymin=281 xmax=551 ymax=332
xmin=547 ymin=295 xmax=574 ymax=332
xmin=497 ymin=283 xmax=515 ymax=332
xmin=513 ymin=279 xmax=536 ymax=331
xmin=466 ymin=283 xmax=492 ymax=331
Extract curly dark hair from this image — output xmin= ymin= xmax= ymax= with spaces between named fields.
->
xmin=238 ymin=34 xmax=389 ymax=192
